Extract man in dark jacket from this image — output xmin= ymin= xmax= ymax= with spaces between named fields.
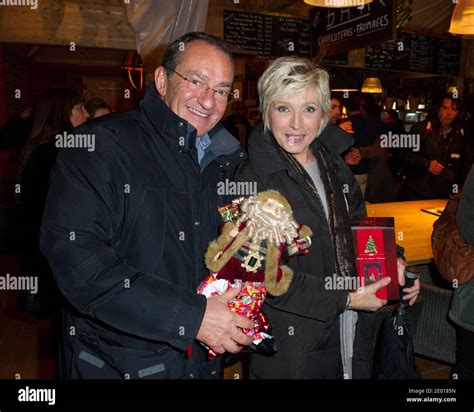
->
xmin=40 ymin=32 xmax=254 ymax=379
xmin=400 ymin=95 xmax=467 ymax=200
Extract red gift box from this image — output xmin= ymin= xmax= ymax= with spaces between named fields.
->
xmin=351 ymin=217 xmax=399 ymax=301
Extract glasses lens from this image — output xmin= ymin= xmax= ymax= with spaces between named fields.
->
xmin=182 ymin=73 xmax=232 ymax=104
xmin=212 ymin=90 xmax=232 ymax=103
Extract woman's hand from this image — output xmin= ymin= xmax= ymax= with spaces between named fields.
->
xmin=348 ymin=277 xmax=391 ymax=312
xmin=397 ymin=258 xmax=420 ymax=306
xmin=348 ymin=259 xmax=421 ymax=311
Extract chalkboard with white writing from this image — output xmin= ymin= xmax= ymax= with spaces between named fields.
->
xmin=365 ymin=32 xmax=461 ymax=76
xmin=224 ymin=10 xmax=310 ymax=58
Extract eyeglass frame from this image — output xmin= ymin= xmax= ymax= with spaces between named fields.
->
xmin=170 ymin=70 xmax=234 ymax=104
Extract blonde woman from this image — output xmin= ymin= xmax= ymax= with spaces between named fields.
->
xmin=236 ymin=57 xmax=419 ymax=379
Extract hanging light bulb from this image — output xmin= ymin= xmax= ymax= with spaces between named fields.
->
xmin=304 ymin=0 xmax=373 ymax=7
xmin=361 ymin=77 xmax=383 ymax=93
xmin=449 ymin=0 xmax=474 ymax=35
xmin=342 ymin=105 xmax=348 ymax=119
xmin=447 ymin=86 xmax=459 ymax=98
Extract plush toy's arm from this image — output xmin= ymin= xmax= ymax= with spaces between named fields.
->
xmin=299 ymin=225 xmax=313 ymax=239
xmin=265 ymin=244 xmax=293 ymax=296
xmin=204 ymin=222 xmax=249 ymax=273
xmin=263 ymin=224 xmax=314 ymax=296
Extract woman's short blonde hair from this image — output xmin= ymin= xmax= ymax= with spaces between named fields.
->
xmin=257 ymin=56 xmax=331 ymax=136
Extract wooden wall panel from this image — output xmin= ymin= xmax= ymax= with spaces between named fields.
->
xmin=0 ymin=0 xmax=135 ymax=49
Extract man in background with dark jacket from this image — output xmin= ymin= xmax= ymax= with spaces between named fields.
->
xmin=400 ymin=95 xmax=467 ymax=200
xmin=222 ymin=100 xmax=252 ymax=151
xmin=40 ymin=32 xmax=254 ymax=379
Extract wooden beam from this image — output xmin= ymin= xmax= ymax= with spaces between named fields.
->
xmin=264 ymin=0 xmax=298 ymax=13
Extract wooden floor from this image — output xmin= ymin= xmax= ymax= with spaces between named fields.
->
xmin=0 ymin=255 xmax=452 ymax=380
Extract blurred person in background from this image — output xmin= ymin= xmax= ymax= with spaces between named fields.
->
xmin=330 ymin=95 xmax=342 ymax=124
xmin=383 ymin=109 xmax=405 ymax=135
xmin=400 ymin=95 xmax=467 ymax=200
xmin=383 ymin=109 xmax=407 ymax=196
xmin=330 ymin=95 xmax=353 ymax=134
xmin=17 ymin=88 xmax=89 ymax=318
xmin=0 ymin=105 xmax=36 ymax=149
xmin=85 ymin=97 xmax=112 ymax=119
xmin=223 ymin=100 xmax=252 ymax=151
xmin=330 ymin=95 xmax=359 ymax=167
xmin=344 ymin=93 xmax=393 ymax=201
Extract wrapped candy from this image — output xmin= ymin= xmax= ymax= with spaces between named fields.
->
xmin=197 ymin=275 xmax=270 ymax=358
xmin=197 ymin=190 xmax=313 ymax=359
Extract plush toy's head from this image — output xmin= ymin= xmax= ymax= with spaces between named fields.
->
xmin=237 ymin=191 xmax=299 ymax=246
xmin=205 ymin=190 xmax=312 ymax=296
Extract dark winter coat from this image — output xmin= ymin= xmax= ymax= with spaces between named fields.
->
xmin=402 ymin=120 xmax=467 ymax=199
xmin=19 ymin=140 xmax=61 ymax=317
xmin=40 ymin=83 xmax=246 ymax=379
xmin=235 ymin=123 xmax=376 ymax=379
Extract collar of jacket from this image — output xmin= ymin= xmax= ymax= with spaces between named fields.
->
xmin=247 ymin=122 xmax=354 ymax=178
xmin=201 ymin=125 xmax=247 ymax=171
xmin=141 ymin=82 xmax=245 ymax=166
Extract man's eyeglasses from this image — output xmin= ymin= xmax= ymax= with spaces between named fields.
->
xmin=172 ymin=70 xmax=233 ymax=104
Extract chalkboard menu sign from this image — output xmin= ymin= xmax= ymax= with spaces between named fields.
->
xmin=224 ymin=10 xmax=311 ymax=58
xmin=310 ymin=0 xmax=396 ymax=56
xmin=436 ymin=37 xmax=463 ymax=76
xmin=365 ymin=32 xmax=462 ymax=76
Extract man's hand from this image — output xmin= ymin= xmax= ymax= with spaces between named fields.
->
xmin=339 ymin=120 xmax=353 ymax=134
xmin=397 ymin=258 xmax=420 ymax=306
xmin=349 ymin=277 xmax=391 ymax=312
xmin=428 ymin=160 xmax=444 ymax=175
xmin=344 ymin=147 xmax=361 ymax=165
xmin=196 ymin=283 xmax=254 ymax=354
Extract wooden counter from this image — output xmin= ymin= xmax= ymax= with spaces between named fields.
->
xmin=366 ymin=199 xmax=448 ymax=265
